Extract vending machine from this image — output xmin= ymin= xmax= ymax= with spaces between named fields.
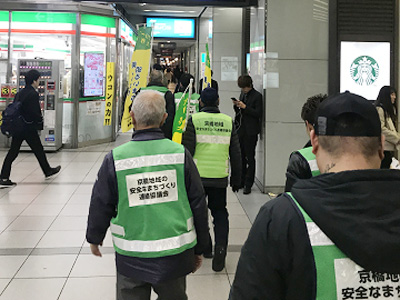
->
xmin=17 ymin=59 xmax=64 ymax=151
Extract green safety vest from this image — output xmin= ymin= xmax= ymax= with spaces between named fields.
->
xmin=141 ymin=85 xmax=169 ymax=94
xmin=287 ymin=192 xmax=400 ymax=300
xmin=110 ymin=139 xmax=196 ymax=258
xmin=175 ymin=92 xmax=200 ymax=113
xmin=297 ymin=147 xmax=320 ymax=176
xmin=192 ymin=112 xmax=232 ymax=178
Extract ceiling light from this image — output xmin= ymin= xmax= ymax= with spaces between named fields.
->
xmin=139 ymin=3 xmax=146 ymax=6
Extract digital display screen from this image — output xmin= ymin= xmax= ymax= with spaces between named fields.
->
xmin=146 ymin=18 xmax=195 ymax=39
xmin=340 ymin=42 xmax=390 ymax=100
xmin=84 ymin=52 xmax=104 ymax=97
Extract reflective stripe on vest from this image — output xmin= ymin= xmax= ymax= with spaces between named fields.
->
xmin=111 ymin=139 xmax=196 ymax=258
xmin=192 ymin=112 xmax=232 ymax=178
xmin=297 ymin=147 xmax=320 ymax=176
xmin=287 ymin=192 xmax=400 ymax=300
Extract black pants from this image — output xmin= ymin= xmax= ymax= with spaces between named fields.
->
xmin=204 ymin=186 xmax=229 ymax=250
xmin=239 ymin=134 xmax=258 ymax=188
xmin=381 ymin=151 xmax=394 ymax=169
xmin=117 ymin=272 xmax=187 ymax=300
xmin=0 ymin=129 xmax=51 ymax=179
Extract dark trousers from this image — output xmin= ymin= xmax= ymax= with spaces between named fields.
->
xmin=204 ymin=186 xmax=229 ymax=250
xmin=117 ymin=272 xmax=187 ymax=300
xmin=239 ymin=134 xmax=258 ymax=188
xmin=0 ymin=130 xmax=51 ymax=179
xmin=381 ymin=151 xmax=394 ymax=169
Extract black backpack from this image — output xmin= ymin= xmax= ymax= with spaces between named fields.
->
xmin=1 ymin=93 xmax=27 ymax=137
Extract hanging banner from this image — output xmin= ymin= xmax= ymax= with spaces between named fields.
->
xmin=203 ymin=43 xmax=212 ymax=90
xmin=104 ymin=62 xmax=115 ymax=126
xmin=121 ymin=26 xmax=153 ymax=132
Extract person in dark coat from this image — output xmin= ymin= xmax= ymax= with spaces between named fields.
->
xmin=284 ymin=93 xmax=327 ymax=192
xmin=182 ymin=88 xmax=241 ymax=272
xmin=198 ymin=70 xmax=219 ymax=94
xmin=87 ymin=90 xmax=209 ymax=300
xmin=0 ymin=69 xmax=60 ymax=186
xmin=230 ymin=92 xmax=400 ymax=300
xmin=141 ymin=70 xmax=175 ymax=140
xmin=233 ymin=75 xmax=263 ymax=194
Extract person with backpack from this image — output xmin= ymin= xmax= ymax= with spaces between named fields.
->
xmin=0 ymin=69 xmax=61 ymax=186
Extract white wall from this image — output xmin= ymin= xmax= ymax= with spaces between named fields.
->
xmin=250 ymin=0 xmax=329 ymax=190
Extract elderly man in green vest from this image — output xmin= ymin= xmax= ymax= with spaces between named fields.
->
xmin=182 ymin=87 xmax=242 ymax=272
xmin=230 ymin=92 xmax=400 ymax=299
xmin=141 ymin=70 xmax=176 ymax=139
xmin=86 ymin=90 xmax=209 ymax=300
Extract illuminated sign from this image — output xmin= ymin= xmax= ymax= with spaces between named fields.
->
xmin=340 ymin=42 xmax=390 ymax=100
xmin=84 ymin=52 xmax=104 ymax=97
xmin=146 ymin=18 xmax=195 ymax=39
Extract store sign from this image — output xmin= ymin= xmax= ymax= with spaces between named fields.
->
xmin=1 ymin=84 xmax=16 ymax=98
xmin=104 ymin=62 xmax=115 ymax=126
xmin=146 ymin=18 xmax=195 ymax=39
xmin=340 ymin=42 xmax=390 ymax=100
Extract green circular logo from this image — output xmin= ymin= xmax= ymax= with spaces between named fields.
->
xmin=350 ymin=56 xmax=379 ymax=86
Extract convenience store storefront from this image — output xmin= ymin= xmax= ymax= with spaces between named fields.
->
xmin=0 ymin=2 xmax=136 ymax=148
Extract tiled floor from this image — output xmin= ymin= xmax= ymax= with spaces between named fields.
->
xmin=0 ymin=132 xmax=271 ymax=300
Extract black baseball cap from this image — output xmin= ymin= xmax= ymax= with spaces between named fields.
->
xmin=314 ymin=91 xmax=381 ymax=137
xmin=200 ymin=88 xmax=219 ymax=105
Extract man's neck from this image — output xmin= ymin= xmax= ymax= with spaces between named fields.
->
xmin=321 ymin=155 xmax=381 ymax=173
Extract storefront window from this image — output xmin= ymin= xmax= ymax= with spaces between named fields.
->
xmin=78 ymin=14 xmax=116 ymax=145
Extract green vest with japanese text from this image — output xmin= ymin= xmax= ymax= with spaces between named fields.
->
xmin=191 ymin=112 xmax=232 ymax=178
xmin=297 ymin=147 xmax=320 ymax=177
xmin=110 ymin=139 xmax=196 ymax=258
xmin=142 ymin=85 xmax=169 ymax=94
xmin=287 ymin=192 xmax=400 ymax=300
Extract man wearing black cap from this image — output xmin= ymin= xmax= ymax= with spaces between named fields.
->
xmin=230 ymin=92 xmax=400 ymax=299
xmin=182 ymin=88 xmax=242 ymax=272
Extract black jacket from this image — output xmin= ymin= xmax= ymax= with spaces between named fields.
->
xmin=234 ymin=88 xmax=263 ymax=136
xmin=86 ymin=128 xmax=209 ymax=284
xmin=145 ymin=82 xmax=175 ymax=140
xmin=198 ymin=78 xmax=219 ymax=94
xmin=230 ymin=169 xmax=400 ymax=299
xmin=284 ymin=140 xmax=313 ymax=192
xmin=17 ymin=85 xmax=43 ymax=130
xmin=181 ymin=106 xmax=242 ymax=188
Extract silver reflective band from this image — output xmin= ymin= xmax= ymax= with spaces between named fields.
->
xmin=187 ymin=217 xmax=194 ymax=231
xmin=197 ymin=135 xmax=230 ymax=144
xmin=112 ymin=230 xmax=197 ymax=253
xmin=110 ymin=223 xmax=125 ymax=236
xmin=115 ymin=153 xmax=185 ymax=172
xmin=307 ymin=222 xmax=334 ymax=246
xmin=308 ymin=159 xmax=319 ymax=172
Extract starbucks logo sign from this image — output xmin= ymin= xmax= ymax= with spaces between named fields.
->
xmin=350 ymin=56 xmax=379 ymax=86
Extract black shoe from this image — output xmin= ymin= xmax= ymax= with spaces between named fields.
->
xmin=0 ymin=178 xmax=16 ymax=186
xmin=243 ymin=186 xmax=251 ymax=194
xmin=203 ymin=252 xmax=213 ymax=259
xmin=45 ymin=166 xmax=61 ymax=179
xmin=212 ymin=246 xmax=226 ymax=272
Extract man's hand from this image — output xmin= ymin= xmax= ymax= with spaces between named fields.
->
xmin=232 ymin=185 xmax=241 ymax=193
xmin=90 ymin=243 xmax=103 ymax=257
xmin=192 ymin=255 xmax=203 ymax=273
xmin=235 ymin=100 xmax=246 ymax=109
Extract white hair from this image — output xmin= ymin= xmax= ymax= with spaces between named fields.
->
xmin=131 ymin=90 xmax=165 ymax=127
xmin=149 ymin=70 xmax=163 ymax=83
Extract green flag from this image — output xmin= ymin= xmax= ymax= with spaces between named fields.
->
xmin=172 ymin=92 xmax=189 ymax=144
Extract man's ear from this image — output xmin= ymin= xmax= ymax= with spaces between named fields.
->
xmin=160 ymin=112 xmax=168 ymax=127
xmin=199 ymin=100 xmax=204 ymax=108
xmin=310 ymin=130 xmax=319 ymax=155
xmin=130 ymin=111 xmax=136 ymax=127
xmin=379 ymin=134 xmax=385 ymax=160
xmin=305 ymin=121 xmax=314 ymax=136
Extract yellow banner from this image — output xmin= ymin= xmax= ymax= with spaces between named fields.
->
xmin=121 ymin=26 xmax=152 ymax=132
xmin=203 ymin=43 xmax=212 ymax=90
xmin=104 ymin=62 xmax=115 ymax=126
